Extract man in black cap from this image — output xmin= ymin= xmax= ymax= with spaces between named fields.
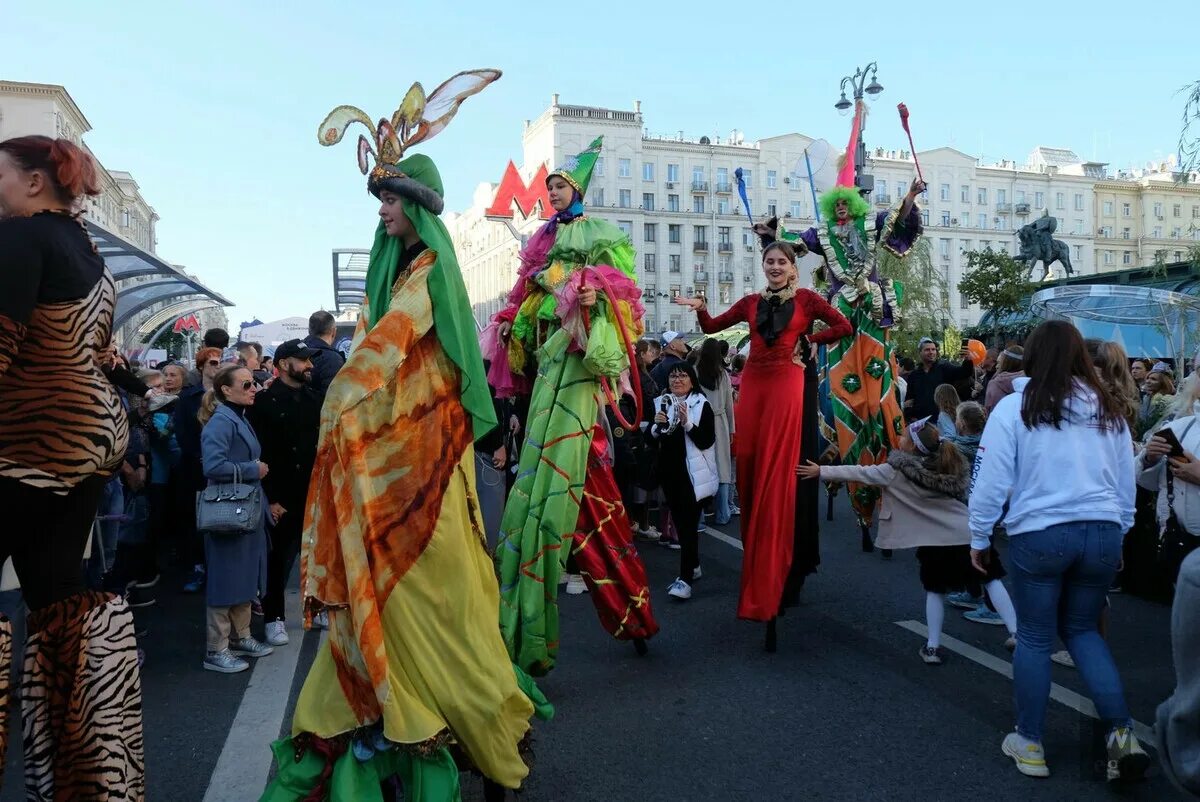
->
xmin=248 ymin=339 xmax=325 ymax=646
xmin=903 ymin=337 xmax=975 ymax=422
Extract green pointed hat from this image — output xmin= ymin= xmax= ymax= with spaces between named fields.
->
xmin=547 ymin=136 xmax=603 ymax=198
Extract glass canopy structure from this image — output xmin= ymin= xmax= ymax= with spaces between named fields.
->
xmin=88 ymin=219 xmax=231 ymax=342
xmin=332 ymin=249 xmax=369 ymax=313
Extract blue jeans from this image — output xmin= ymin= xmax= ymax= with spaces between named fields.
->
xmin=1009 ymin=520 xmax=1133 ymax=741
xmin=714 ymin=483 xmax=733 ymax=525
xmin=86 ymin=478 xmax=124 ymax=587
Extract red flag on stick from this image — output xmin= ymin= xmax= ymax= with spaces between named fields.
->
xmin=897 ymin=103 xmax=924 ymax=184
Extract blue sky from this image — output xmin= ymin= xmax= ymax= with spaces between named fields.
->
xmin=5 ymin=0 xmax=1195 ymax=328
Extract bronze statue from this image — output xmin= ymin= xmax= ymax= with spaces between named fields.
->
xmin=1016 ymin=211 xmax=1074 ymax=281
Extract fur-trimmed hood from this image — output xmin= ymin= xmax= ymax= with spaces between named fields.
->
xmin=887 ymin=450 xmax=969 ymax=503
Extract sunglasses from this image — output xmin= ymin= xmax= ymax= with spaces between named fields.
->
xmin=240 ymin=380 xmax=255 ymax=390
xmin=206 ymin=360 xmax=220 ymax=367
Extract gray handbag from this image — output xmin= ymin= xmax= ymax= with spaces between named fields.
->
xmin=196 ymin=463 xmax=262 ymax=534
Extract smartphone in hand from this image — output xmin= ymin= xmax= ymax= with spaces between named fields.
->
xmin=1158 ymin=427 xmax=1186 ymax=459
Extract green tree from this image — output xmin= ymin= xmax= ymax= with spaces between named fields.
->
xmin=957 ymin=249 xmax=1034 ymax=344
xmin=1180 ymin=80 xmax=1200 ymax=178
xmin=879 ymin=237 xmax=950 ymax=357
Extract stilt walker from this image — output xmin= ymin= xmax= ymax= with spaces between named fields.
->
xmin=482 ymin=137 xmax=659 ymax=676
xmin=264 ymin=70 xmax=550 ymax=802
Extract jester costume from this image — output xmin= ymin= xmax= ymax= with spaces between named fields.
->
xmin=807 ymin=101 xmax=925 ymax=526
xmin=482 ymin=137 xmax=659 ymax=676
xmin=263 ymin=71 xmax=550 ymax=802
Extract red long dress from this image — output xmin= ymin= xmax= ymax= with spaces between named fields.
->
xmin=698 ymin=291 xmax=852 ymax=621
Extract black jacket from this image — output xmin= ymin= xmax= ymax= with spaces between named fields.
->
xmin=649 ymin=353 xmax=685 ymax=391
xmin=247 ymin=379 xmax=323 ymax=515
xmin=905 ymin=358 xmax=975 ymax=422
xmin=173 ymin=383 xmax=207 ymax=490
xmin=303 ymin=335 xmax=346 ymax=395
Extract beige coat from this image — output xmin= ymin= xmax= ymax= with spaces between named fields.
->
xmin=819 ymin=451 xmax=971 ymax=549
xmin=701 ymin=371 xmax=735 ymax=484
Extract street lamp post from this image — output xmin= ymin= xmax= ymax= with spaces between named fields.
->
xmin=833 ymin=62 xmax=884 ymax=195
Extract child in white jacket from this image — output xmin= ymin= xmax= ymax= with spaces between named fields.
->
xmin=799 ymin=417 xmax=1016 ymax=663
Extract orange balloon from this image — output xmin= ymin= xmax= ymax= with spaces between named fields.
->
xmin=967 ymin=339 xmax=987 ymax=364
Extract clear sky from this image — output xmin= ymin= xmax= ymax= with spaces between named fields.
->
xmin=5 ymin=0 xmax=1195 ymax=329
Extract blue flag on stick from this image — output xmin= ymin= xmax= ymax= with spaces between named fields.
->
xmin=735 ymin=167 xmax=754 ymax=228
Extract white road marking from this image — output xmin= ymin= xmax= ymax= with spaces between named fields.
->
xmin=895 ymin=620 xmax=1155 ymax=745
xmin=202 ymin=589 xmax=305 ymax=802
xmin=704 ymin=527 xmax=744 ymax=551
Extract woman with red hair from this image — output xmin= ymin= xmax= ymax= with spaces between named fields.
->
xmin=0 ymin=135 xmax=144 ymax=796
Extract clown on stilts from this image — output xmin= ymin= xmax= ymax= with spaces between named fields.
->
xmin=481 ymin=136 xmax=659 ymax=676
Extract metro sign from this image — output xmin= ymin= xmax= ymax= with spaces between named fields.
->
xmin=485 ymin=162 xmax=551 ymax=221
xmin=172 ymin=313 xmax=201 ymax=334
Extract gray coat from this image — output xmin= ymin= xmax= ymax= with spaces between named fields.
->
xmin=1158 ymin=549 xmax=1200 ymax=798
xmin=200 ymin=402 xmax=269 ymax=607
xmin=701 ymin=371 xmax=735 ymax=484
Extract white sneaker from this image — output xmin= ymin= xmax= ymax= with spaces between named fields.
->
xmin=312 ymin=611 xmax=329 ymax=630
xmin=565 ymin=574 xmax=588 ymax=595
xmin=691 ymin=566 xmax=702 ymax=581
xmin=265 ymin=620 xmax=289 ymax=646
xmin=729 ymin=504 xmax=741 ymax=516
xmin=229 ymin=637 xmax=273 ymax=659
xmin=203 ymin=649 xmax=248 ymax=674
xmin=667 ymin=578 xmax=692 ymax=600
xmin=636 ymin=526 xmax=661 ymax=542
xmin=1050 ymin=649 xmax=1075 ymax=669
xmin=1001 ymin=732 xmax=1050 ymax=778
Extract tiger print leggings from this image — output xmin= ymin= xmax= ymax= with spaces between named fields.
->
xmin=0 ymin=476 xmax=145 ymax=800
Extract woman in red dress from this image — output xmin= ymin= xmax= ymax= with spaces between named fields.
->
xmin=674 ymin=241 xmax=851 ymax=647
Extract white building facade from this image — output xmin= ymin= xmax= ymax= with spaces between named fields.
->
xmin=453 ymin=97 xmax=1147 ymax=331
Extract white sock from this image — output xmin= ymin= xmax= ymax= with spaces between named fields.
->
xmin=926 ymin=592 xmax=945 ymax=649
xmin=985 ymin=579 xmax=1018 ymax=635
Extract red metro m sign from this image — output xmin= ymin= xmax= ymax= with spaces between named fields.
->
xmin=172 ymin=313 xmax=201 ymax=334
xmin=485 ymin=162 xmax=551 ymax=221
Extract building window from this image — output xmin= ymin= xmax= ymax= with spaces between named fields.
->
xmin=642 ymin=162 xmax=654 ymax=181
xmin=1154 ymin=202 xmax=1164 ymax=218
xmin=618 ymin=158 xmax=631 ymax=178
xmin=1074 ymin=193 xmax=1084 ymax=211
xmin=717 ymin=198 xmax=730 ymax=215
xmin=617 ymin=220 xmax=632 ymax=235
xmin=1175 ymin=204 xmax=1183 ymax=218
xmin=718 ymin=226 xmax=731 ymax=244
xmin=1074 ymin=219 xmax=1084 ymax=234
xmin=692 ymin=166 xmax=705 ymax=183
xmin=668 ymin=194 xmax=680 ymax=212
xmin=668 ymin=224 xmax=683 ymax=243
xmin=1055 ymin=192 xmax=1064 ymax=210
xmin=1122 ymin=202 xmax=1131 ymax=217
xmin=767 ymin=201 xmax=777 ymax=217
xmin=1174 ymin=226 xmax=1183 ymax=238
xmin=720 ymin=286 xmax=731 ymax=305
xmin=978 ymin=213 xmax=987 ymax=229
xmin=790 ymin=201 xmax=802 ymax=218
xmin=940 ymin=211 xmax=950 ymax=227
xmin=767 ymin=170 xmax=777 ymax=189
xmin=1122 ymin=227 xmax=1131 ymax=239
xmin=693 ymin=196 xmax=705 ymax=214
xmin=999 ymin=242 xmax=1009 ymax=254
xmin=694 ymin=225 xmax=708 ymax=244
xmin=670 ymin=286 xmax=681 ymax=298
xmin=1154 ymin=226 xmax=1163 ymax=238
xmin=667 ymin=163 xmax=679 ymax=183
xmin=960 ymin=292 xmax=969 ymax=310
xmin=1103 ymin=200 xmax=1113 ymax=216
xmin=742 ymin=169 xmax=753 ymax=187
xmin=669 ymin=255 xmax=681 ymax=272
xmin=1193 ymin=206 xmax=1199 ymax=219
xmin=642 ymin=193 xmax=655 ymax=211
xmin=961 ymin=185 xmax=970 ymax=203
xmin=1177 ymin=251 xmax=1185 ymax=261
xmin=939 ymin=183 xmax=950 ymax=201
xmin=1123 ymin=251 xmax=1132 ymax=265
xmin=981 ymin=240 xmax=991 ymax=251
xmin=921 ymin=209 xmax=930 ymax=226
xmin=716 ymin=167 xmax=728 ymax=186
xmin=595 ymin=158 xmax=605 ymax=176
xmin=1016 ymin=190 xmax=1026 ymax=204
xmin=1034 ymin=192 xmax=1044 ymax=209
xmin=592 ymin=188 xmax=605 ymax=206
xmin=997 ymin=188 xmax=1007 ymax=205
xmin=644 ymin=253 xmax=656 ymax=271
xmin=1100 ymin=225 xmax=1113 ymax=237
xmin=644 ymin=223 xmax=656 ymax=242
xmin=619 ymin=189 xmax=631 ymax=208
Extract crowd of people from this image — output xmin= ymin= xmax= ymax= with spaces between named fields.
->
xmin=3 ymin=97 xmax=1200 ymax=801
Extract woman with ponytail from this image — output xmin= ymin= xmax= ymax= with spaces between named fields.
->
xmin=0 ymin=135 xmax=144 ymax=795
xmin=798 ymin=417 xmax=1016 ymax=665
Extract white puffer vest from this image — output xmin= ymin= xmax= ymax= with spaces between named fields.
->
xmin=655 ymin=392 xmax=720 ymax=501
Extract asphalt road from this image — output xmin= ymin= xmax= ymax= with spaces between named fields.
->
xmin=0 ymin=495 xmax=1187 ymax=801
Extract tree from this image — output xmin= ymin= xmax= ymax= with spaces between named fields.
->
xmin=879 ymin=237 xmax=951 ymax=357
xmin=957 ymin=249 xmax=1034 ymax=345
xmin=1179 ymin=80 xmax=1200 ymax=178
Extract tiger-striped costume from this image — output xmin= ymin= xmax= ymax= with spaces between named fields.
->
xmin=0 ymin=211 xmax=144 ymax=800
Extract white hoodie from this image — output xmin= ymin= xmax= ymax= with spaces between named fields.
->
xmin=968 ymin=377 xmax=1135 ymax=549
